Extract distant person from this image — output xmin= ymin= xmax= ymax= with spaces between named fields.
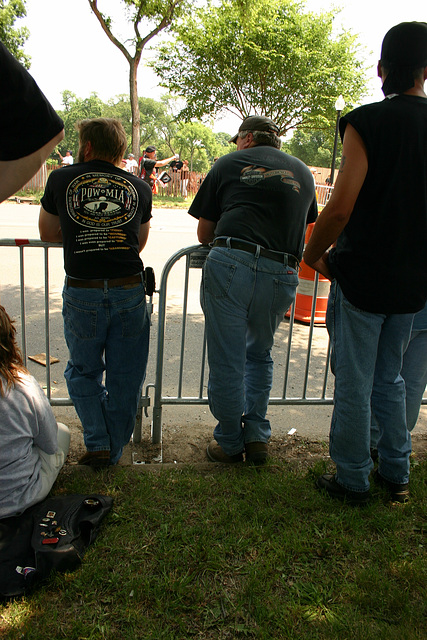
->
xmin=0 ymin=305 xmax=70 ymax=519
xmin=180 ymin=159 xmax=190 ymax=197
xmin=38 ymin=118 xmax=152 ymax=468
xmin=188 ymin=115 xmax=317 ymax=465
xmin=0 ymin=41 xmax=64 ymax=203
xmin=57 ymin=149 xmax=73 ymax=167
xmin=304 ymin=22 xmax=427 ymax=505
xmin=126 ymin=153 xmax=138 ymax=174
xmin=138 ymin=146 xmax=176 ymax=192
xmin=169 ymin=155 xmax=183 ymax=173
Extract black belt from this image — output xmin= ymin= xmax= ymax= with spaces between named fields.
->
xmin=212 ymin=238 xmax=299 ymax=269
xmin=67 ymin=274 xmax=142 ymax=289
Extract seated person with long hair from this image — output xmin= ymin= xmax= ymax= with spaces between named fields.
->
xmin=0 ymin=306 xmax=70 ymax=519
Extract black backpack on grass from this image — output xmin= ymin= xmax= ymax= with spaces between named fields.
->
xmin=0 ymin=493 xmax=113 ymax=599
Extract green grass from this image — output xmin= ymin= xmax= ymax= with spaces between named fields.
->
xmin=9 ymin=191 xmax=191 ymax=209
xmin=153 ymin=193 xmax=194 ymax=209
xmin=1 ymin=459 xmax=426 ymax=639
xmin=12 ymin=188 xmax=43 ymax=203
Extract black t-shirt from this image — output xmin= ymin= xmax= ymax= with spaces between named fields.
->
xmin=0 ymin=41 xmax=64 ymax=161
xmin=138 ymin=157 xmax=157 ymax=188
xmin=41 ymin=160 xmax=152 ymax=279
xmin=329 ymin=95 xmax=427 ymax=313
xmin=188 ymin=146 xmax=317 ymax=259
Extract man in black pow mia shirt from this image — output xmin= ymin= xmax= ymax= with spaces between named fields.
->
xmin=39 ymin=118 xmax=152 ymax=467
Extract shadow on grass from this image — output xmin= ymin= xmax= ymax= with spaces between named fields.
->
xmin=2 ymin=458 xmax=426 ymax=640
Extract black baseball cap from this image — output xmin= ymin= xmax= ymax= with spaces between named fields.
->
xmin=145 ymin=145 xmax=156 ymax=153
xmin=229 ymin=115 xmax=280 ymax=144
xmin=380 ymin=22 xmax=427 ymax=95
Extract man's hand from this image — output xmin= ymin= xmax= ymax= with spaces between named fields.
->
xmin=308 ymin=252 xmax=333 ymax=281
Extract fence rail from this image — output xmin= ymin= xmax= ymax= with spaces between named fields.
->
xmin=0 ymin=238 xmax=337 ymax=445
xmin=150 ymin=245 xmax=334 ymax=443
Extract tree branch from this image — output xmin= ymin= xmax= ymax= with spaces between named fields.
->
xmin=88 ymin=0 xmax=133 ymax=64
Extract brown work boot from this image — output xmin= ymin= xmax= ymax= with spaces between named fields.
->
xmin=373 ymin=469 xmax=410 ymax=504
xmin=78 ymin=450 xmax=111 ymax=468
xmin=245 ymin=442 xmax=269 ymax=466
xmin=206 ymin=440 xmax=244 ymax=463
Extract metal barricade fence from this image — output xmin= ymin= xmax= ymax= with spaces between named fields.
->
xmin=151 ymin=245 xmax=334 ymax=444
xmin=316 ymin=184 xmax=334 ymax=207
xmin=0 ymin=239 xmax=63 ymax=404
xmin=0 ymin=239 xmax=334 ymax=446
xmin=0 ymin=239 xmax=153 ymax=428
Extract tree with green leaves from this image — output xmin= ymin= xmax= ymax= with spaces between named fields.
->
xmin=87 ymin=0 xmax=188 ymax=157
xmin=104 ymin=94 xmax=171 ymax=151
xmin=0 ymin=0 xmax=30 ymax=67
xmin=153 ymin=0 xmax=368 ymax=136
xmin=173 ymin=121 xmax=222 ymax=172
xmin=283 ymin=129 xmax=338 ymax=169
xmin=56 ymin=91 xmax=106 ymax=159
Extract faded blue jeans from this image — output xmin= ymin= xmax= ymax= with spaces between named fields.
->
xmin=371 ymin=302 xmax=427 ymax=443
xmin=201 ymin=243 xmax=299 ymax=456
xmin=62 ymin=277 xmax=149 ymax=464
xmin=327 ymin=281 xmax=414 ymax=492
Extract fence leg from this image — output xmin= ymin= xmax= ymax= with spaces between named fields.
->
xmin=133 ymin=405 xmax=143 ymax=443
xmin=151 ymin=405 xmax=162 ymax=444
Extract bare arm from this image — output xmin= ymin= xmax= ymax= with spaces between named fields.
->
xmin=138 ymin=221 xmax=150 ymax=252
xmin=197 ymin=217 xmax=216 ymax=245
xmin=155 ymin=155 xmax=176 ymax=168
xmin=303 ymin=124 xmax=368 ymax=279
xmin=38 ymin=206 xmax=63 ymax=243
xmin=0 ymin=129 xmax=64 ymax=204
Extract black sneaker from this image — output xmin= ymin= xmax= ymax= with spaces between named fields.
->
xmin=316 ymin=473 xmax=370 ymax=506
xmin=373 ymin=469 xmax=410 ymax=504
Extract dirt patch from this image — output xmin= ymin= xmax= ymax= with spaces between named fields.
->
xmin=58 ymin=406 xmax=427 ymax=468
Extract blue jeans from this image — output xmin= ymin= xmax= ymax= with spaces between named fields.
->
xmin=62 ymin=278 xmax=149 ymax=464
xmin=371 ymin=305 xmax=427 ymax=443
xmin=327 ymin=281 xmax=414 ymax=492
xmin=402 ymin=329 xmax=427 ymax=430
xmin=201 ymin=244 xmax=299 ymax=456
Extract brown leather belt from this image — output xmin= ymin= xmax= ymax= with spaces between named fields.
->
xmin=67 ymin=274 xmax=142 ymax=289
xmin=212 ymin=238 xmax=299 ymax=269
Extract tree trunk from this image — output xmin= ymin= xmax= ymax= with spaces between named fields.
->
xmin=129 ymin=59 xmax=140 ymax=158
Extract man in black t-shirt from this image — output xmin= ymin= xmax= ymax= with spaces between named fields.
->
xmin=304 ymin=22 xmax=427 ymax=505
xmin=39 ymin=118 xmax=152 ymax=467
xmin=0 ymin=41 xmax=64 ymax=202
xmin=189 ymin=115 xmax=317 ymax=465
xmin=138 ymin=145 xmax=176 ymax=191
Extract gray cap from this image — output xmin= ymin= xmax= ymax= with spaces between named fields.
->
xmin=229 ymin=115 xmax=280 ymax=144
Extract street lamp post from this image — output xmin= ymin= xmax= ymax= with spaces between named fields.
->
xmin=329 ymin=95 xmax=345 ymax=185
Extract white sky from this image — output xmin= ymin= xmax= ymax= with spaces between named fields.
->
xmin=21 ymin=0 xmax=427 ymax=134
